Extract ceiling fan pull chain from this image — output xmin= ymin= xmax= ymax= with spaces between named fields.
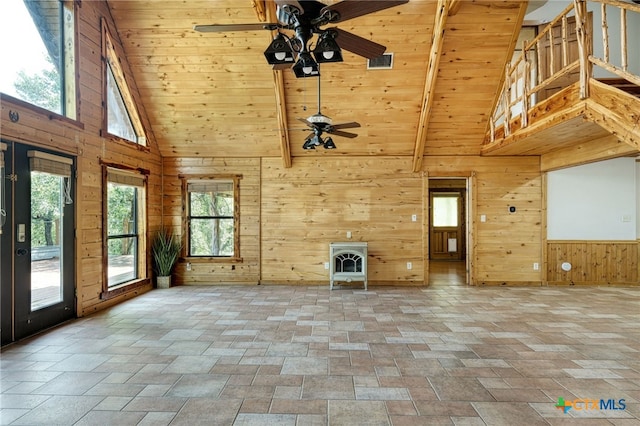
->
xmin=317 ymin=64 xmax=322 ymax=114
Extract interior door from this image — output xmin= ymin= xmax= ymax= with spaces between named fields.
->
xmin=0 ymin=141 xmax=76 ymax=345
xmin=429 ymin=190 xmax=465 ymax=261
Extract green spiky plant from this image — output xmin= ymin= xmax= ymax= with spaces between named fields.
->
xmin=152 ymin=227 xmax=182 ymax=277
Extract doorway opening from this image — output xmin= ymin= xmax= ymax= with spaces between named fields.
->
xmin=428 ymin=178 xmax=468 ymax=286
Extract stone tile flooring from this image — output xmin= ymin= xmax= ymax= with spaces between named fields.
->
xmin=1 ymin=285 xmax=640 ymax=425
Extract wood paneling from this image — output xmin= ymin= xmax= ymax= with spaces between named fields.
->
xmin=1 ymin=1 xmax=163 ymax=316
xmin=162 ymin=158 xmax=261 ymax=285
xmin=260 ymin=157 xmax=424 ymax=285
xmin=106 ymin=0 xmax=527 ymax=162
xmin=547 ymin=241 xmax=638 ymax=285
xmin=424 ymin=156 xmax=543 ymax=286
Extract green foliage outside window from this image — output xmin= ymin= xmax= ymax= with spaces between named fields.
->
xmin=107 ymin=183 xmax=136 ymax=255
xmin=189 ymin=189 xmax=234 ymax=257
xmin=31 ymin=172 xmax=62 ymax=247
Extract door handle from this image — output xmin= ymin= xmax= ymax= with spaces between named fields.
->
xmin=16 ymin=248 xmax=29 ymax=256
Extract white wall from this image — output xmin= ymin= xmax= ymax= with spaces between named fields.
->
xmin=547 ymin=157 xmax=637 ymax=240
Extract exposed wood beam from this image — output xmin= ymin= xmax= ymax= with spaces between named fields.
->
xmin=265 ymin=0 xmax=292 ymax=168
xmin=274 ymin=71 xmax=292 ymax=168
xmin=448 ymin=0 xmax=462 ymax=16
xmin=252 ymin=0 xmax=267 ymax=22
xmin=412 ymin=0 xmax=449 ymax=172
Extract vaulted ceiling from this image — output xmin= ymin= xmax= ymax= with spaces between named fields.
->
xmin=107 ymin=0 xmax=527 ymax=169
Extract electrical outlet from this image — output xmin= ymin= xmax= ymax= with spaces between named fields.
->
xmin=324 ymin=262 xmax=329 ymax=270
xmin=411 ymin=214 xmax=417 ymax=222
xmin=346 ymin=231 xmax=352 ymax=239
xmin=533 ymin=262 xmax=539 ymax=271
xmin=186 ymin=262 xmax=192 ymax=271
xmin=407 ymin=262 xmax=412 ymax=270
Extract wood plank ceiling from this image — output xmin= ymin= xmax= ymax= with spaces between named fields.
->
xmin=108 ymin=0 xmax=527 ymax=168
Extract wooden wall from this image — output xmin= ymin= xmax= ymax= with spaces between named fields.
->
xmin=1 ymin=1 xmax=163 ymax=316
xmin=161 ymin=155 xmax=545 ymax=287
xmin=163 ymin=158 xmax=261 ymax=285
xmin=261 ymin=157 xmax=424 ymax=285
xmin=547 ymin=241 xmax=638 ymax=285
xmin=424 ymin=156 xmax=543 ymax=285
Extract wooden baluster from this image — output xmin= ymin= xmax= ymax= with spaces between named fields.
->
xmin=536 ymin=39 xmax=543 ymax=89
xmin=621 ymin=8 xmax=627 ymax=72
xmin=573 ymin=0 xmax=590 ymax=99
xmin=601 ymin=3 xmax=609 ymax=63
xmin=489 ymin=116 xmax=495 ymax=142
xmin=522 ymin=41 xmax=530 ymax=129
xmin=549 ymin=28 xmax=555 ymax=76
xmin=562 ymin=15 xmax=568 ymax=68
xmin=503 ymin=63 xmax=511 ymax=137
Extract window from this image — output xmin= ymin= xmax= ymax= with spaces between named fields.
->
xmin=103 ymin=166 xmax=148 ymax=295
xmin=103 ymin=22 xmax=146 ymax=146
xmin=0 ymin=0 xmax=76 ymax=118
xmin=432 ymin=193 xmax=459 ymax=227
xmin=185 ymin=176 xmax=240 ymax=258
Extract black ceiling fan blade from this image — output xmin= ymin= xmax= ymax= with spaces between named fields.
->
xmin=332 ymin=121 xmax=360 ymax=130
xmin=331 ymin=27 xmax=386 ymax=59
xmin=328 ymin=129 xmax=358 ymax=139
xmin=194 ymin=23 xmax=279 ymax=33
xmin=323 ymin=0 xmax=409 ymax=23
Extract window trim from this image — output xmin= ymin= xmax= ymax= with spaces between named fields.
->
xmin=181 ymin=174 xmax=242 ymax=262
xmin=101 ymin=19 xmax=148 ymax=148
xmin=101 ymin=162 xmax=150 ymax=299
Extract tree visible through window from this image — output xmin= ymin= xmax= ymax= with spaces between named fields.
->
xmin=105 ymin=168 xmax=146 ymax=288
xmin=186 ymin=178 xmax=239 ymax=257
xmin=103 ymin=23 xmax=146 ymax=145
xmin=0 ymin=0 xmax=76 ymax=118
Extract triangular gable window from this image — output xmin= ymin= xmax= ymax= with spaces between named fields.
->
xmin=103 ymin=22 xmax=146 ymax=146
xmin=106 ymin=64 xmax=137 ymax=143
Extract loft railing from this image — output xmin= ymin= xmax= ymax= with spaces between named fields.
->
xmin=487 ymin=0 xmax=640 ymax=143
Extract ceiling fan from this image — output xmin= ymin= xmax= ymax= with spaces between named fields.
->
xmin=299 ymin=68 xmax=360 ymax=150
xmin=194 ymin=0 xmax=409 ymax=77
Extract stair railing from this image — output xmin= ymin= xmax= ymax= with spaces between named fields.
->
xmin=487 ymin=0 xmax=640 ymax=144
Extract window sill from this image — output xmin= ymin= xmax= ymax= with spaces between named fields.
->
xmin=181 ymin=257 xmax=243 ymax=264
xmin=0 ymin=93 xmax=84 ymax=130
xmin=101 ymin=278 xmax=151 ymax=300
xmin=102 ymin=131 xmax=150 ymax=152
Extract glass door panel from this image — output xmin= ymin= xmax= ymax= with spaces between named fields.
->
xmin=30 ymin=171 xmax=65 ymax=310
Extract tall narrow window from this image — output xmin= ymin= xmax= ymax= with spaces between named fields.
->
xmin=103 ymin=23 xmax=146 ymax=146
xmin=105 ymin=167 xmax=147 ymax=289
xmin=0 ymin=0 xmax=76 ymax=118
xmin=185 ymin=177 xmax=240 ymax=258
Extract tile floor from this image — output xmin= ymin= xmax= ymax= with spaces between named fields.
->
xmin=1 ymin=283 xmax=640 ymax=425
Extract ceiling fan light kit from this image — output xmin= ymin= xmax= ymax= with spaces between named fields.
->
xmin=264 ymin=33 xmax=295 ymax=66
xmin=194 ymin=0 xmax=409 ymax=77
xmin=313 ymin=30 xmax=343 ymax=63
xmin=292 ymin=51 xmax=320 ymax=77
xmin=194 ymin=1 xmax=409 ymax=148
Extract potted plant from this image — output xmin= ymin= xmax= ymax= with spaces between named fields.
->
xmin=152 ymin=227 xmax=182 ymax=288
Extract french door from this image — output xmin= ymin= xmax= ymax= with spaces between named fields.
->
xmin=0 ymin=141 xmax=76 ymax=345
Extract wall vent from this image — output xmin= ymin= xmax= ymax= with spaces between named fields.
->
xmin=367 ymin=53 xmax=394 ymax=69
